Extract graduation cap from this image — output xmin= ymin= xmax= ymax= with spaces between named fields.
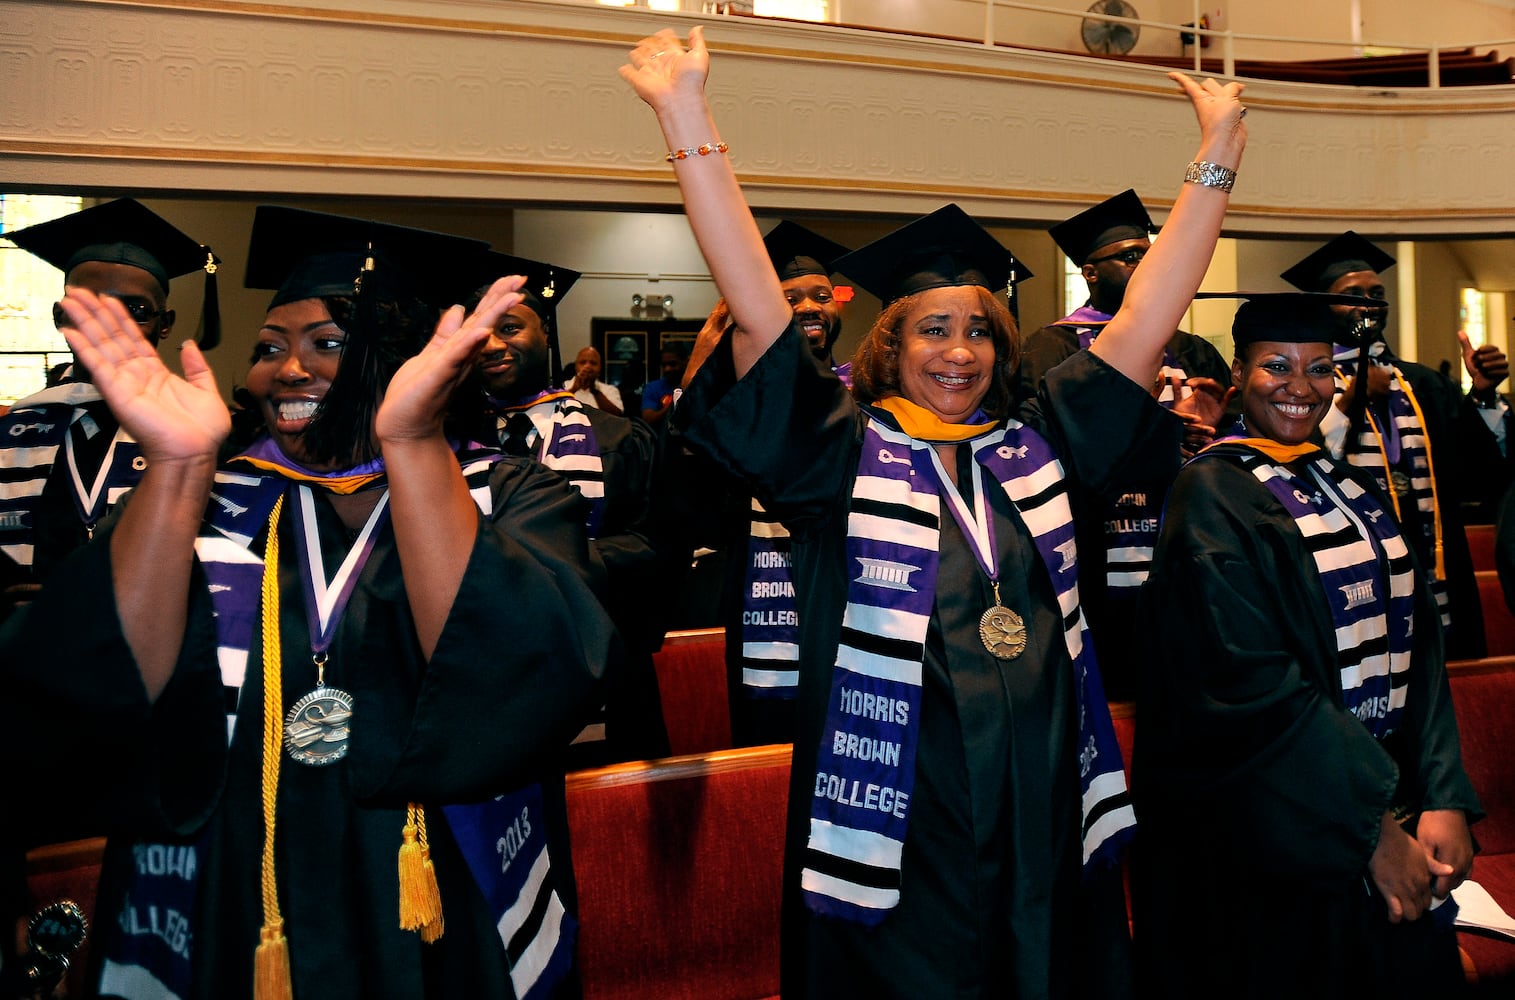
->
xmin=1195 ymin=291 xmax=1372 ymax=350
xmin=762 ymin=221 xmax=850 ymax=282
xmin=244 ymin=205 xmax=490 ymax=312
xmin=458 ymin=249 xmax=583 ymax=377
xmin=5 ymin=197 xmax=223 ymax=348
xmin=1280 ymin=232 xmax=1397 ymax=293
xmin=831 ymin=204 xmax=1033 ymax=309
xmin=242 ymin=205 xmax=491 ymax=467
xmin=1048 ymin=189 xmax=1157 ymax=265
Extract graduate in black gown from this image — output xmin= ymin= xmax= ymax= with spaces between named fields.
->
xmin=1133 ymin=293 xmax=1481 ymax=999
xmin=620 ymin=27 xmax=1246 ymax=998
xmin=2 ymin=207 xmax=613 ymax=999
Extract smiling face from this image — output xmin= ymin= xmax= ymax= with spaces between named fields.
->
xmin=781 ymin=274 xmax=842 ymax=361
xmin=896 ymin=285 xmax=998 ymax=423
xmin=1234 ymin=340 xmax=1337 ymax=446
xmin=476 ymin=302 xmax=550 ymax=400
xmin=245 ymin=297 xmax=347 ymax=468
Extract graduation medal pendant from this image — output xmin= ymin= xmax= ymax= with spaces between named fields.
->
xmin=979 ymin=582 xmax=1026 ymax=660
xmin=284 ymin=654 xmax=353 ymax=766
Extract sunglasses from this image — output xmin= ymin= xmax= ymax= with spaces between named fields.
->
xmin=1087 ymin=247 xmax=1148 ymax=267
xmin=53 ymin=298 xmax=164 ymax=330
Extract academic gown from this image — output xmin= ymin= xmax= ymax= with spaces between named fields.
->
xmin=1 ymin=456 xmax=614 ymax=999
xmin=1015 ymin=322 xmax=1233 ymax=702
xmin=677 ymin=326 xmax=1179 ymax=999
xmin=1131 ymin=453 xmax=1483 ymax=999
xmin=469 ymin=403 xmax=668 ymax=768
xmin=1344 ymin=354 xmax=1485 ymax=660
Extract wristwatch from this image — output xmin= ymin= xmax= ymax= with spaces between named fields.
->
xmin=1184 ymin=160 xmax=1237 ymax=193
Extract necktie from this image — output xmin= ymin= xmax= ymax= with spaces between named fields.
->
xmin=501 ymin=412 xmax=535 ymax=457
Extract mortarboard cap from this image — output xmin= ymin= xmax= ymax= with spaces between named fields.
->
xmin=459 ymin=250 xmax=583 ymax=377
xmin=1280 ymin=232 xmax=1397 ymax=293
xmin=762 ymin=221 xmax=850 ymax=282
xmin=5 ymin=197 xmax=223 ymax=348
xmin=1195 ymin=291 xmax=1373 ymax=350
xmin=832 ymin=204 xmax=1032 ymax=307
xmin=244 ymin=205 xmax=490 ymax=312
xmin=1047 ymin=189 xmax=1157 ymax=264
xmin=459 ymin=250 xmax=582 ymax=323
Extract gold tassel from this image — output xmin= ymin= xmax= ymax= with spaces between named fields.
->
xmin=254 ymin=919 xmax=294 ymax=1000
xmin=399 ymin=803 xmax=444 ymax=938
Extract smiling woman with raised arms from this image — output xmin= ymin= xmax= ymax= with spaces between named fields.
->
xmin=621 ymin=27 xmax=1244 ymax=998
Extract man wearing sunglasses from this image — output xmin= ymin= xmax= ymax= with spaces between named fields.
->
xmin=0 ymin=198 xmax=219 ymax=621
xmin=1015 ymin=189 xmax=1233 ymax=701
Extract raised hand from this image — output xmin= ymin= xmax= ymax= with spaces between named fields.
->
xmin=1460 ymin=329 xmax=1509 ymax=399
xmin=376 ymin=275 xmax=526 ymax=444
xmin=619 ymin=27 xmax=711 ymax=119
xmin=1168 ymin=71 xmax=1247 ymax=156
xmin=57 ymin=287 xmax=229 ymax=466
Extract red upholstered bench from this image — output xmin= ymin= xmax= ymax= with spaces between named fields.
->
xmin=1448 ymin=657 xmax=1515 ymax=991
xmin=567 ymin=744 xmax=790 ymax=1000
xmin=1476 ymin=571 xmax=1515 ymax=657
xmin=1469 ymin=524 xmax=1497 ymax=574
xmin=23 ymin=836 xmax=106 ymax=999
xmin=652 ymin=627 xmax=733 ymax=757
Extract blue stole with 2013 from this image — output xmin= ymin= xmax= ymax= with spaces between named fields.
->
xmin=800 ymin=399 xmax=1134 ymax=924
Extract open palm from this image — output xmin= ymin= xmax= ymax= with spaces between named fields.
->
xmin=58 ymin=287 xmax=229 ymax=464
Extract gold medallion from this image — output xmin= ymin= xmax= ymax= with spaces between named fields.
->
xmin=979 ymin=605 xmax=1027 ymax=660
xmin=284 ymin=686 xmax=354 ymax=766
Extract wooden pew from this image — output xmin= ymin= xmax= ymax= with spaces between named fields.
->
xmin=1477 ymin=570 xmax=1515 ymax=656
xmin=651 ymin=626 xmax=732 ymax=757
xmin=567 ymin=745 xmax=790 ymax=1000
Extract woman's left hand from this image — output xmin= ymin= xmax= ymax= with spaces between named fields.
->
xmin=376 ymin=275 xmax=525 ymax=444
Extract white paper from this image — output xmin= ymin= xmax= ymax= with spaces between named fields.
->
xmin=1452 ymin=879 xmax=1515 ymax=939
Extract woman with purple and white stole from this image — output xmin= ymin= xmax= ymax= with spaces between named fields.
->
xmin=621 ymin=28 xmax=1244 ymax=998
xmin=1131 ymin=294 xmax=1481 ymax=998
xmin=8 ymin=207 xmax=611 ymax=999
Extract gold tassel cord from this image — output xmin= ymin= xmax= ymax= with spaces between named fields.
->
xmin=399 ymin=803 xmax=445 ymax=941
xmin=255 ymin=495 xmax=294 ymax=1000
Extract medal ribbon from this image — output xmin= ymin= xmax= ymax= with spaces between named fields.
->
xmin=292 ymin=484 xmax=392 ymax=659
xmin=920 ymin=445 xmax=999 ymax=588
xmin=63 ymin=412 xmax=125 ymax=529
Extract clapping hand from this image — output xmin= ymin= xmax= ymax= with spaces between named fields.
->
xmin=56 ymin=287 xmax=229 ymax=467
xmin=376 ymin=275 xmax=526 ymax=444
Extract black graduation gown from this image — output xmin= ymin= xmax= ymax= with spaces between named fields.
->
xmin=1346 ymin=355 xmax=1485 ymax=660
xmin=1 ymin=457 xmax=614 ymax=999
xmin=1015 ymin=323 xmax=1233 ymax=701
xmin=1131 ymin=453 xmax=1483 ymax=999
xmin=677 ymin=326 xmax=1179 ymax=999
xmin=1453 ymin=391 xmax=1515 ymax=526
xmin=472 ymin=404 xmax=669 ymax=768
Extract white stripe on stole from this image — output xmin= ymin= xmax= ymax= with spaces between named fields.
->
xmin=542 ymin=454 xmax=604 ymax=476
xmin=744 ymin=666 xmax=801 ymax=687
xmin=0 ymin=443 xmax=64 ymax=467
xmin=743 ymin=640 xmax=801 ymax=660
xmin=835 ymin=648 xmax=924 ymax=685
xmin=853 ymin=470 xmax=938 ymax=511
xmin=105 ymin=485 xmax=133 ymax=505
xmin=750 ymin=520 xmax=791 ymax=539
xmin=0 ymin=478 xmax=50 ymax=501
xmin=808 ymin=817 xmax=904 ymax=868
xmin=498 ymin=843 xmax=554 ymax=944
xmin=1083 ymin=802 xmax=1138 ymax=866
xmin=99 ymin=958 xmax=183 ymax=1000
xmin=848 ymin=511 xmax=938 ymax=551
xmin=510 ymin=893 xmax=567 ymax=998
xmin=1107 ymin=571 xmax=1149 ymax=589
xmin=1108 ymin=545 xmax=1151 ymax=564
xmin=800 ymin=869 xmax=898 ymax=911
xmin=1339 ymin=655 xmax=1393 ymax=693
xmin=0 ymin=543 xmax=32 ymax=564
xmin=1000 ymin=459 xmax=1067 ymax=507
xmin=841 ymin=603 xmax=933 ymax=645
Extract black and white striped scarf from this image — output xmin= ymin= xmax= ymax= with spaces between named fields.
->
xmin=801 ymin=405 xmax=1134 ymax=924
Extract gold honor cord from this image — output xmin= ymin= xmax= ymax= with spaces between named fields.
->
xmin=256 ymin=495 xmax=293 ymax=1000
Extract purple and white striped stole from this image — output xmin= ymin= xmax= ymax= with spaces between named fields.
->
xmin=801 ymin=414 xmax=1133 ymax=924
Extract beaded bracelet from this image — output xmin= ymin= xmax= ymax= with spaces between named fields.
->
xmin=665 ymin=141 xmax=730 ymax=164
